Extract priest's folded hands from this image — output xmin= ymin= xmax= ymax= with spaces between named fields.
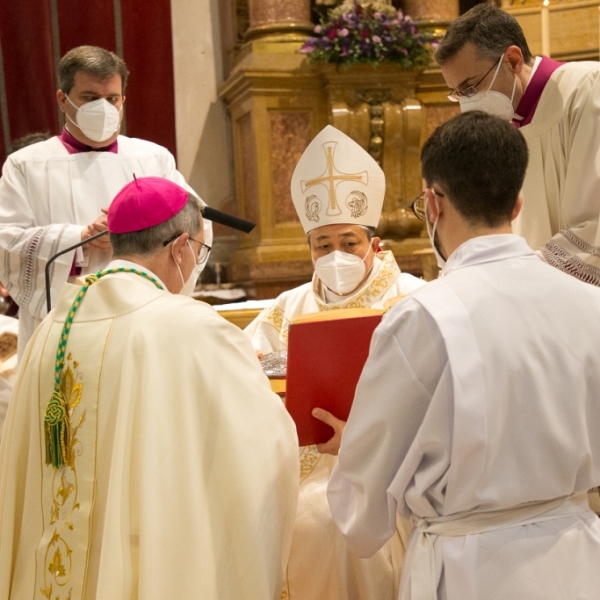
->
xmin=312 ymin=407 xmax=346 ymax=455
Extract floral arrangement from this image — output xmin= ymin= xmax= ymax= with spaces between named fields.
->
xmin=300 ymin=3 xmax=437 ymax=69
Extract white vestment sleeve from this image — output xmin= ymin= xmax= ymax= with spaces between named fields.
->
xmin=244 ymin=303 xmax=284 ymax=354
xmin=0 ymin=157 xmax=83 ymax=319
xmin=328 ymin=299 xmax=447 ymax=558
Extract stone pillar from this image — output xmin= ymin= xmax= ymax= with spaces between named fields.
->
xmin=403 ymin=0 xmax=459 ymax=21
xmin=246 ymin=0 xmax=313 ymax=41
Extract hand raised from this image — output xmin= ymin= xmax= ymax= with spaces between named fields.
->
xmin=81 ymin=209 xmax=111 ymax=251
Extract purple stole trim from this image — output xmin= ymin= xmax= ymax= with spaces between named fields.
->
xmin=58 ymin=127 xmax=118 ymax=155
xmin=513 ymin=57 xmax=565 ymax=128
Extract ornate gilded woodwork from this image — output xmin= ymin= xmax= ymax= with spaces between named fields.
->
xmin=219 ymin=1 xmax=460 ymax=295
xmin=502 ymin=0 xmax=600 ymax=61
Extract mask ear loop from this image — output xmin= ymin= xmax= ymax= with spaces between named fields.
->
xmin=170 ymin=236 xmax=186 ymax=287
xmin=486 ymin=53 xmax=505 ymax=92
xmin=428 ymin=193 xmax=447 ymax=263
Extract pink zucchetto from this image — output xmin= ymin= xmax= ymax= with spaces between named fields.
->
xmin=107 ymin=176 xmax=189 ymax=234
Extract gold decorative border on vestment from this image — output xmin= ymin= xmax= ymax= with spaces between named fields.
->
xmin=41 ymin=355 xmax=85 ymax=600
xmin=256 ymin=304 xmax=291 ymax=348
xmin=258 ymin=305 xmax=285 ymax=333
xmin=299 ymin=445 xmax=321 ymax=482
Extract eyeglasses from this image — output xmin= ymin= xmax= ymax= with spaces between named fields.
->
xmin=409 ymin=189 xmax=445 ymax=221
xmin=447 ymin=55 xmax=502 ymax=102
xmin=163 ymin=233 xmax=212 ymax=265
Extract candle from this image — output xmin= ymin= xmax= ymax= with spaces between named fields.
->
xmin=541 ymin=0 xmax=550 ymax=57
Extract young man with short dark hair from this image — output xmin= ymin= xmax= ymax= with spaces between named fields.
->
xmin=328 ymin=112 xmax=600 ymax=600
xmin=437 ymin=3 xmax=600 ymax=287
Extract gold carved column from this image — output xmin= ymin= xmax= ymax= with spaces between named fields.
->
xmin=247 ymin=0 xmax=313 ymax=39
xmin=220 ymin=0 xmax=329 ymax=298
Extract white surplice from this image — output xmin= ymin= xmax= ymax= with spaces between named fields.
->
xmin=0 ymin=264 xmax=298 ymax=600
xmin=0 ymin=136 xmax=211 ymax=355
xmin=245 ymin=250 xmax=425 ymax=600
xmin=0 ymin=315 xmax=18 ymax=442
xmin=329 ymin=235 xmax=600 ymax=600
xmin=516 ymin=61 xmax=600 ymax=285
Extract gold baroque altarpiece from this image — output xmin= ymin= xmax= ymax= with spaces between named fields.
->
xmin=217 ymin=1 xmax=461 ymax=296
xmin=218 ymin=0 xmax=598 ymax=296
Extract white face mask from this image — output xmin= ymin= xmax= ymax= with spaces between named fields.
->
xmin=458 ymin=54 xmax=517 ymax=121
xmin=425 ymin=196 xmax=446 ymax=269
xmin=173 ymin=241 xmax=204 ymax=296
xmin=65 ymin=94 xmax=122 ymax=143
xmin=314 ymin=246 xmax=372 ymax=296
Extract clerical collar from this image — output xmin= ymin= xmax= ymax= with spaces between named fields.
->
xmin=59 ymin=126 xmax=119 ymax=155
xmin=512 ymin=56 xmax=564 ymax=128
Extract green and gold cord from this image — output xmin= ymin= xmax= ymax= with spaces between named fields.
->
xmin=44 ymin=267 xmax=164 ymax=468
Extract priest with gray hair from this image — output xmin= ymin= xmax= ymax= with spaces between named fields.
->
xmin=0 ymin=176 xmax=298 ymax=600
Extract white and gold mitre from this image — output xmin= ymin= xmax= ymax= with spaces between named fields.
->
xmin=291 ymin=125 xmax=385 ymax=233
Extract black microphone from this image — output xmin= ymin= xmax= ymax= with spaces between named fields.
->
xmin=44 ymin=208 xmax=255 ymax=312
xmin=201 ymin=206 xmax=255 ymax=233
xmin=45 ymin=230 xmax=108 ymax=314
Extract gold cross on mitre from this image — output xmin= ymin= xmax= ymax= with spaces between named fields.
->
xmin=300 ymin=141 xmax=368 ymax=216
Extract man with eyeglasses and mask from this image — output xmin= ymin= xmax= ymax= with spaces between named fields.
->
xmin=0 ymin=46 xmax=211 ymax=357
xmin=327 ymin=111 xmax=600 ymax=600
xmin=245 ymin=125 xmax=424 ymax=600
xmin=436 ymin=3 xmax=600 ymax=287
xmin=0 ymin=176 xmax=299 ymax=600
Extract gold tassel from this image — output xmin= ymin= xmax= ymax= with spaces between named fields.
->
xmin=44 ymin=389 xmax=71 ymax=468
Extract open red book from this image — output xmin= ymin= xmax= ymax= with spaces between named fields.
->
xmin=285 ymin=308 xmax=384 ymax=446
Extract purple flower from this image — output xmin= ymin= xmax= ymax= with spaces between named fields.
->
xmin=300 ymin=44 xmax=315 ymax=54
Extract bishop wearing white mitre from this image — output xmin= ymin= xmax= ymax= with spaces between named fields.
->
xmin=246 ymin=125 xmax=425 ymax=600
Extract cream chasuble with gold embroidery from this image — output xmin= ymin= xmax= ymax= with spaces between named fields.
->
xmin=245 ymin=250 xmax=423 ymax=353
xmin=0 ymin=267 xmax=299 ymax=600
xmin=245 ymin=250 xmax=424 ymax=600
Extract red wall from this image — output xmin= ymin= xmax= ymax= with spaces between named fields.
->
xmin=0 ymin=0 xmax=176 ymax=164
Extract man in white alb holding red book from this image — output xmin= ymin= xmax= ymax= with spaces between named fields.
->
xmin=245 ymin=124 xmax=424 ymax=600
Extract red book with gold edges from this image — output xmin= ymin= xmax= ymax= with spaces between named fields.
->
xmin=285 ymin=308 xmax=384 ymax=446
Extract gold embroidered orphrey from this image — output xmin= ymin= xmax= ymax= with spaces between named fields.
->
xmin=301 ymin=141 xmax=369 ymax=218
xmin=0 ymin=331 xmax=17 ymax=362
xmin=41 ymin=355 xmax=85 ymax=600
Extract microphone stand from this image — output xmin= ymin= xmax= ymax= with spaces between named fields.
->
xmin=45 ymin=230 xmax=108 ymax=314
